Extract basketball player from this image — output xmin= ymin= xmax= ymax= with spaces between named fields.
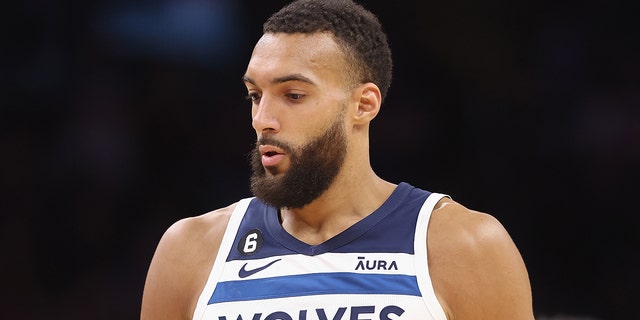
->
xmin=141 ymin=0 xmax=534 ymax=319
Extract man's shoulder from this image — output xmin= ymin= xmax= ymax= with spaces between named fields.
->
xmin=427 ymin=198 xmax=534 ymax=318
xmin=164 ymin=201 xmax=239 ymax=245
xmin=429 ymin=198 xmax=511 ymax=250
xmin=427 ymin=197 xmax=520 ymax=295
xmin=141 ymin=201 xmax=242 ymax=320
xmin=151 ymin=201 xmax=242 ymax=268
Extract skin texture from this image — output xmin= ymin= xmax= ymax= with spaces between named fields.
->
xmin=140 ymin=32 xmax=534 ymax=320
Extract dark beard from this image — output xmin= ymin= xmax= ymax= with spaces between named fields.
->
xmin=249 ymin=114 xmax=347 ymax=209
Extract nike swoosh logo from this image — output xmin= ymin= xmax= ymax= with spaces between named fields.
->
xmin=238 ymin=259 xmax=282 ymax=278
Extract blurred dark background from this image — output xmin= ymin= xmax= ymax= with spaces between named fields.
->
xmin=2 ymin=0 xmax=638 ymax=318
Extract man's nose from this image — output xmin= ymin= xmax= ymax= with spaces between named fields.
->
xmin=251 ymin=95 xmax=280 ymax=134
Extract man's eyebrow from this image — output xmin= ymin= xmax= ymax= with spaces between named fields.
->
xmin=242 ymin=75 xmax=255 ymax=86
xmin=272 ymin=73 xmax=315 ymax=85
xmin=241 ymin=74 xmax=315 ymax=86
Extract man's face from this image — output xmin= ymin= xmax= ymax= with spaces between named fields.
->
xmin=249 ymin=108 xmax=347 ymax=209
xmin=243 ymin=33 xmax=353 ymax=208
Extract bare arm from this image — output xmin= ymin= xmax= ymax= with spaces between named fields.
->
xmin=140 ymin=205 xmax=234 ymax=320
xmin=428 ymin=199 xmax=534 ymax=319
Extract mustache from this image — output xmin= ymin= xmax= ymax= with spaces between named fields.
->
xmin=256 ymin=136 xmax=294 ymax=154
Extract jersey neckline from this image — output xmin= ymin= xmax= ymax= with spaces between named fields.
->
xmin=263 ymin=182 xmax=414 ymax=256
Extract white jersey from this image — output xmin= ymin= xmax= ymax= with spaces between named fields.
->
xmin=193 ymin=182 xmax=448 ymax=320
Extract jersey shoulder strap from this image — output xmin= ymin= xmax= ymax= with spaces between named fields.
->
xmin=416 ymin=192 xmax=450 ymax=320
xmin=192 ymin=197 xmax=254 ymax=320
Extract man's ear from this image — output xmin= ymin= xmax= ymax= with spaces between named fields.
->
xmin=353 ymin=82 xmax=382 ymax=124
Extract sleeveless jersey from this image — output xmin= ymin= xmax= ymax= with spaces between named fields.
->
xmin=193 ymin=182 xmax=449 ymax=320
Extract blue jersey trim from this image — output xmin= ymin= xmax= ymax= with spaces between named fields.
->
xmin=208 ymin=273 xmax=420 ymax=304
xmin=226 ymin=183 xmax=430 ymax=261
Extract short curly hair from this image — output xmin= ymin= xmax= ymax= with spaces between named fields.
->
xmin=263 ymin=0 xmax=393 ymax=101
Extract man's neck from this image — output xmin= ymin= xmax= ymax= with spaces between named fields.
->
xmin=279 ymin=173 xmax=396 ymax=245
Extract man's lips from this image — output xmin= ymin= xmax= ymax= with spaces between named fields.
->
xmin=259 ymin=145 xmax=286 ymax=167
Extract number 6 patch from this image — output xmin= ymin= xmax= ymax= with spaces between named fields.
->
xmin=238 ymin=228 xmax=264 ymax=255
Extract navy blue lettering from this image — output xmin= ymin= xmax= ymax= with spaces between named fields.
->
xmin=350 ymin=306 xmax=374 ymax=320
xmin=218 ymin=315 xmax=262 ymax=320
xmin=219 ymin=305 xmax=405 ymax=320
xmin=355 ymin=257 xmax=398 ymax=271
xmin=264 ymin=311 xmax=292 ymax=320
xmin=316 ymin=307 xmax=347 ymax=320
xmin=380 ymin=306 xmax=404 ymax=320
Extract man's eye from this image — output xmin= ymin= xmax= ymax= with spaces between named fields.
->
xmin=287 ymin=93 xmax=304 ymax=100
xmin=246 ymin=93 xmax=261 ymax=102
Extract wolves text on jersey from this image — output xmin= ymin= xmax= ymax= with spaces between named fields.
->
xmin=216 ymin=305 xmax=405 ymax=320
